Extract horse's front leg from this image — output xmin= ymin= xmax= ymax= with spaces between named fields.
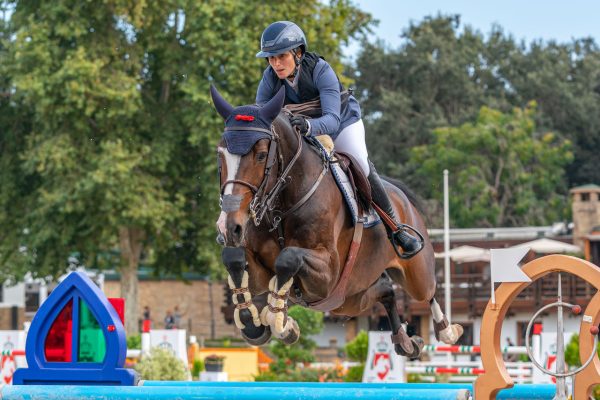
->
xmin=221 ymin=247 xmax=272 ymax=345
xmin=262 ymin=246 xmax=331 ymax=345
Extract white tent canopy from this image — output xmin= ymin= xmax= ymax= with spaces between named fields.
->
xmin=511 ymin=238 xmax=581 ymax=254
xmin=435 ymin=245 xmax=491 ymax=263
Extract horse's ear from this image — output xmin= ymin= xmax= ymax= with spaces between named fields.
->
xmin=210 ymin=84 xmax=234 ymax=120
xmin=260 ymin=86 xmax=285 ymax=122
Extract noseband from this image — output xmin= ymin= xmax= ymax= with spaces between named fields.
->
xmin=220 ymin=121 xmax=328 ymax=246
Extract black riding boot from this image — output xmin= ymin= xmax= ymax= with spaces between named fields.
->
xmin=368 ymin=162 xmax=423 ymax=258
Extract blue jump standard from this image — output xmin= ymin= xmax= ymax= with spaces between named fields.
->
xmin=0 ymin=382 xmax=556 ymax=400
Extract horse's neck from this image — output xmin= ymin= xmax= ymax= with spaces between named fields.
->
xmin=272 ymin=115 xmax=324 ymax=207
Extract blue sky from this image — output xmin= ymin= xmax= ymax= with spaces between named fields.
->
xmin=344 ymin=0 xmax=600 ymax=59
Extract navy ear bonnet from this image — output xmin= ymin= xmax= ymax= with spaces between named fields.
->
xmin=222 ymin=105 xmax=273 ymax=155
xmin=211 ymin=84 xmax=285 ymax=156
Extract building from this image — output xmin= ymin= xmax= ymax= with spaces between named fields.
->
xmin=570 ymin=184 xmax=600 ymax=264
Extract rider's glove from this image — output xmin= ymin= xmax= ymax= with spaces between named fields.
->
xmin=290 ymin=115 xmax=310 ymax=136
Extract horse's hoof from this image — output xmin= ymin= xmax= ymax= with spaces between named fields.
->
xmin=439 ymin=323 xmax=464 ymax=345
xmin=279 ymin=319 xmax=300 ymax=345
xmin=407 ymin=336 xmax=424 ymax=359
xmin=393 ymin=335 xmax=424 ymax=359
xmin=241 ymin=325 xmax=272 ymax=346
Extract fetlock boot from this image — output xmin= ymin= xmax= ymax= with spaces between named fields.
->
xmin=367 ymin=162 xmax=423 ymax=258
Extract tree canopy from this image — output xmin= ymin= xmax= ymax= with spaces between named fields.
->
xmin=410 ymin=104 xmax=573 ymax=227
xmin=353 ymin=15 xmax=598 ymax=199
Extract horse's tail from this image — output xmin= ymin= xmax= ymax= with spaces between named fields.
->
xmin=382 ymin=176 xmax=426 ymax=216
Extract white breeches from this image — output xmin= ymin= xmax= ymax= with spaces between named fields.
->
xmin=333 ymin=119 xmax=369 ymax=176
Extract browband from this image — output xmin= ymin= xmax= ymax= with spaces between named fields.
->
xmin=224 ymin=126 xmax=273 ymax=135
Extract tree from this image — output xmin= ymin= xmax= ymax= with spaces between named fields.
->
xmin=410 ymin=104 xmax=573 ymax=228
xmin=352 ymin=15 xmax=504 ymax=185
xmin=498 ymin=38 xmax=600 ymax=187
xmin=0 ymin=0 xmax=372 ymax=333
xmin=344 ymin=330 xmax=368 ymax=382
xmin=353 ymin=15 xmax=600 ymax=194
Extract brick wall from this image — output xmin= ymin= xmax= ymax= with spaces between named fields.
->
xmin=103 ymin=279 xmax=239 ymax=340
xmin=571 ymin=186 xmax=600 ymax=248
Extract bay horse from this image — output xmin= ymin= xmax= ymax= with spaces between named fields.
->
xmin=211 ymin=85 xmax=462 ymax=357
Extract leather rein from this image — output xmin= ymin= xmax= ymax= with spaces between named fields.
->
xmin=220 ymin=122 xmax=328 ymax=248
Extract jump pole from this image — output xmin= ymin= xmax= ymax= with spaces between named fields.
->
xmin=0 ymin=384 xmax=472 ymax=400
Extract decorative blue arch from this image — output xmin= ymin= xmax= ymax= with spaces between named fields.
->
xmin=13 ymin=271 xmax=137 ymax=385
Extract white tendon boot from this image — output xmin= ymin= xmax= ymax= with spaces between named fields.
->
xmin=261 ymin=276 xmax=299 ymax=342
xmin=228 ymin=272 xmax=261 ymax=330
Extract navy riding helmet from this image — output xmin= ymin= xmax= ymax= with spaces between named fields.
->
xmin=256 ymin=21 xmax=307 ymax=58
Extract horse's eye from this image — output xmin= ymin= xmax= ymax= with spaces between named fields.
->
xmin=257 ymin=152 xmax=268 ymax=162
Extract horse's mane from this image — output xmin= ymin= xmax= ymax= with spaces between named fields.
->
xmin=382 ymin=176 xmax=426 ymax=216
xmin=273 ymin=111 xmax=293 ymax=131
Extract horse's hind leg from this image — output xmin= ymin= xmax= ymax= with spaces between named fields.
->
xmin=222 ymin=247 xmax=272 ymax=345
xmin=367 ymin=275 xmax=424 ymax=358
xmin=430 ymin=297 xmax=463 ymax=344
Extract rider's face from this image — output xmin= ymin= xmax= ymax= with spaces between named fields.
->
xmin=268 ymin=52 xmax=296 ymax=79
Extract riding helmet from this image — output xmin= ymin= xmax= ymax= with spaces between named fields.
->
xmin=256 ymin=21 xmax=307 ymax=58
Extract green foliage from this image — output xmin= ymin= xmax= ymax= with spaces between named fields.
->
xmin=255 ymin=367 xmax=319 ymax=382
xmin=255 ymin=306 xmax=324 ymax=381
xmin=345 ymin=330 xmax=368 ymax=362
xmin=344 ymin=364 xmax=364 ymax=382
xmin=126 ymin=334 xmax=141 ymax=350
xmin=341 ymin=330 xmax=368 ymax=382
xmin=268 ymin=306 xmax=324 ymax=371
xmin=564 ymin=333 xmax=600 ymax=367
xmin=255 ymin=365 xmax=345 ymax=382
xmin=410 ymin=104 xmax=573 ymax=227
xmin=191 ymin=358 xmax=204 ymax=379
xmin=563 ymin=334 xmax=600 ymax=400
xmin=407 ymin=373 xmax=426 ymax=383
xmin=134 ymin=347 xmax=187 ymax=381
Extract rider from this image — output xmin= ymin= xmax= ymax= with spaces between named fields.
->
xmin=255 ymin=21 xmax=422 ymax=258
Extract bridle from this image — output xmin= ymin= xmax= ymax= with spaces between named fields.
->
xmin=219 ymin=119 xmax=328 ymax=247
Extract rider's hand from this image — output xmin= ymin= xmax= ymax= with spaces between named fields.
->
xmin=290 ymin=115 xmax=310 ymax=136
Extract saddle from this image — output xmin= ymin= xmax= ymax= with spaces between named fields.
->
xmin=332 ymin=152 xmax=372 ymax=215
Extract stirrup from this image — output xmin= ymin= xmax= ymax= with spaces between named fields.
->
xmin=390 ymin=224 xmax=424 ymax=259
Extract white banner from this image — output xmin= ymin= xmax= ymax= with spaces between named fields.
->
xmin=362 ymin=331 xmax=405 ymax=383
xmin=0 ymin=330 xmax=27 ymax=385
xmin=149 ymin=329 xmax=188 ymax=366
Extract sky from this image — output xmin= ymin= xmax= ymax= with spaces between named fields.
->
xmin=344 ymin=0 xmax=600 ymax=59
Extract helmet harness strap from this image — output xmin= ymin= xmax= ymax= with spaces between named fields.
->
xmin=287 ymin=48 xmax=302 ymax=80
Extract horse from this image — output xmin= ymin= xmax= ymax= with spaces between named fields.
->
xmin=211 ymin=85 xmax=462 ymax=357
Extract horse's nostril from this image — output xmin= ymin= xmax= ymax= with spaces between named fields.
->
xmin=233 ymin=224 xmax=242 ymax=238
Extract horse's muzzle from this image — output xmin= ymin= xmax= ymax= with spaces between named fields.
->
xmin=226 ymin=216 xmax=248 ymax=247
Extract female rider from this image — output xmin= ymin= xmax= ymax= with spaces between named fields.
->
xmin=254 ymin=21 xmax=422 ymax=258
